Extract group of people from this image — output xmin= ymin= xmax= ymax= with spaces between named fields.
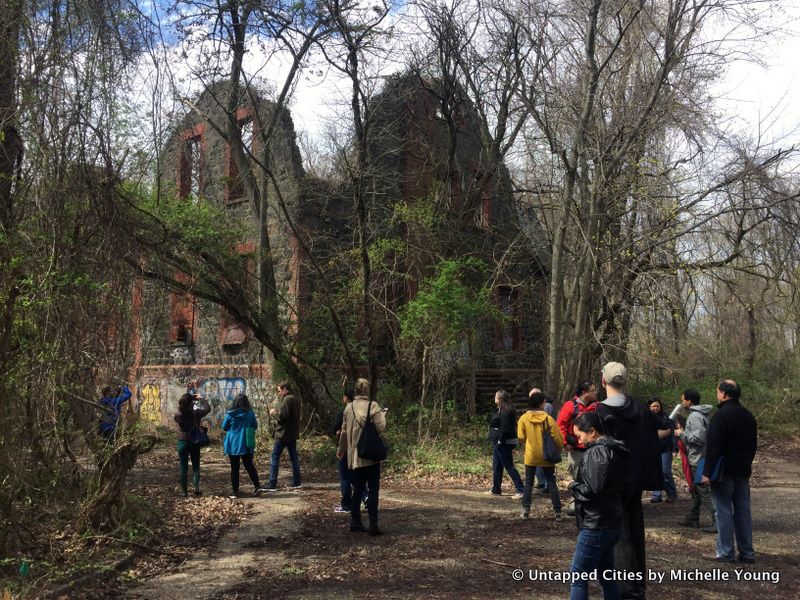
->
xmin=172 ymin=381 xmax=303 ymax=498
xmin=101 ymin=362 xmax=757 ymax=599
xmin=489 ymin=362 xmax=758 ymax=600
xmin=172 ymin=376 xmax=388 ymax=535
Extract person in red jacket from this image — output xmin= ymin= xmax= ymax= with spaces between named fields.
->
xmin=557 ymin=381 xmax=598 ymax=517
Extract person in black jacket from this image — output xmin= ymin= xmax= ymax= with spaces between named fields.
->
xmin=595 ymin=362 xmax=666 ymax=600
xmin=266 ymin=381 xmax=302 ymax=490
xmin=701 ymin=379 xmax=757 ymax=564
xmin=568 ymin=411 xmax=630 ymax=600
xmin=488 ymin=390 xmax=524 ymax=498
xmin=648 ymin=398 xmax=677 ymax=504
xmin=174 ymin=392 xmax=211 ymax=497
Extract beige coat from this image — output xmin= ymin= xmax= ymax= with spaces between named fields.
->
xmin=337 ymin=396 xmax=386 ymax=470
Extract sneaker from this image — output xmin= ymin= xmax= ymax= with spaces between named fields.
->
xmin=702 ymin=525 xmax=718 ymax=534
xmin=288 ymin=484 xmax=302 ymax=490
xmin=512 ymin=492 xmax=523 ymax=500
xmin=650 ymin=497 xmax=662 ymax=504
xmin=194 ymin=490 xmax=203 ymax=497
xmin=264 ymin=486 xmax=278 ymax=492
xmin=679 ymin=518 xmax=699 ymax=528
xmin=554 ymin=511 xmax=562 ymax=522
xmin=254 ymin=487 xmax=270 ymax=497
xmin=228 ymin=494 xmax=239 ymax=500
xmin=368 ymin=526 xmax=383 ymax=536
xmin=486 ymin=490 xmax=502 ymax=496
xmin=738 ymin=556 xmax=756 ymax=564
xmin=520 ymin=511 xmax=530 ymax=519
xmin=350 ymin=523 xmax=366 ymax=532
xmin=333 ymin=505 xmax=349 ymax=514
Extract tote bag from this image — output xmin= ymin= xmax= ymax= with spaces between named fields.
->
xmin=542 ymin=419 xmax=562 ymax=464
xmin=356 ymin=401 xmax=388 ymax=462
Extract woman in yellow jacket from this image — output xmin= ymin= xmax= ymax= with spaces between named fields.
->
xmin=518 ymin=391 xmax=565 ymax=520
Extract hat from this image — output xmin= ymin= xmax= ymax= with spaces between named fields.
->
xmin=602 ymin=362 xmax=628 ymax=387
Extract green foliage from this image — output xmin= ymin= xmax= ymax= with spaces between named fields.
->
xmin=129 ymin=183 xmax=242 ymax=260
xmin=399 ymin=257 xmax=496 ymax=347
xmin=631 ymin=373 xmax=800 ymax=436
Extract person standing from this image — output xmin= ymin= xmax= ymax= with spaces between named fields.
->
xmin=595 ymin=362 xmax=665 ymax=600
xmin=99 ymin=385 xmax=132 ymax=441
xmin=222 ymin=393 xmax=268 ymax=499
xmin=556 ymin=381 xmax=598 ymax=513
xmin=702 ymin=379 xmax=757 ymax=564
xmin=488 ymin=390 xmax=524 ymax=499
xmin=567 ymin=412 xmax=630 ymax=600
xmin=330 ymin=387 xmax=366 ymax=513
xmin=673 ymin=389 xmax=715 ymax=531
xmin=266 ymin=381 xmax=302 ymax=491
xmin=337 ymin=377 xmax=386 ymax=535
xmin=517 ymin=391 xmax=564 ymax=520
xmin=648 ymin=398 xmax=677 ymax=504
xmin=174 ymin=392 xmax=211 ymax=497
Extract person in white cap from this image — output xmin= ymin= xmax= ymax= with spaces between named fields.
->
xmin=595 ymin=362 xmax=665 ymax=600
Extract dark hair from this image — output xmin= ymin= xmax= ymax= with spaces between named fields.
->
xmin=343 ymin=388 xmax=355 ymax=402
xmin=528 ymin=391 xmax=546 ymax=409
xmin=495 ymin=390 xmax=514 ymax=412
xmin=178 ymin=393 xmax=194 ymax=416
xmin=575 ymin=381 xmax=593 ymax=397
xmin=278 ymin=381 xmax=291 ymax=393
xmin=233 ymin=393 xmax=250 ymax=411
xmin=101 ymin=386 xmax=113 ymax=397
xmin=682 ymin=388 xmax=700 ymax=404
xmin=573 ymin=412 xmax=604 ymax=435
xmin=718 ymin=379 xmax=741 ymax=400
xmin=649 ymin=398 xmax=663 ymax=412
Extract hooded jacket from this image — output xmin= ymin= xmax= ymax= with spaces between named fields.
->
xmin=100 ymin=386 xmax=132 ymax=433
xmin=676 ymin=404 xmax=712 ymax=466
xmin=222 ymin=408 xmax=258 ymax=456
xmin=596 ymin=394 xmax=662 ymax=491
xmin=517 ymin=410 xmax=564 ymax=467
xmin=569 ymin=437 xmax=630 ymax=530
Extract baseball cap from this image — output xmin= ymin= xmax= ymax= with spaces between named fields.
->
xmin=602 ymin=362 xmax=628 ymax=387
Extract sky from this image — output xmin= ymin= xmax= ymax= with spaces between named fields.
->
xmin=134 ymin=0 xmax=800 ymax=166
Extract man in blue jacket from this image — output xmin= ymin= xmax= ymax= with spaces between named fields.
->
xmin=702 ymin=379 xmax=757 ymax=564
xmin=99 ymin=385 xmax=132 ymax=442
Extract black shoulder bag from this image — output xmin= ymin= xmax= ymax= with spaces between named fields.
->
xmin=356 ymin=400 xmax=388 ymax=462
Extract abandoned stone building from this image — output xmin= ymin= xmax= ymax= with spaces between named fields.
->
xmin=130 ymin=76 xmax=550 ymax=428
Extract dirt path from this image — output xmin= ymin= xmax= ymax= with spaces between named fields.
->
xmin=123 ymin=452 xmax=800 ymax=600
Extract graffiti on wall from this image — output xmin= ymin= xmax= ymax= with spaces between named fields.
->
xmin=140 ymin=384 xmax=162 ymax=424
xmin=192 ymin=377 xmax=247 ymax=425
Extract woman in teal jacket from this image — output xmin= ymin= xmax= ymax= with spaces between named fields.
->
xmin=222 ymin=394 xmax=267 ymax=498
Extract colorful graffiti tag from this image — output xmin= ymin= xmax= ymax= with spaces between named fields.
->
xmin=140 ymin=384 xmax=162 ymax=424
xmin=193 ymin=377 xmax=247 ymax=425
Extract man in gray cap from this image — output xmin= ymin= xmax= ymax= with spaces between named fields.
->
xmin=595 ymin=362 xmax=665 ymax=600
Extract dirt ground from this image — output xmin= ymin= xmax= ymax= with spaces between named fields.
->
xmin=107 ymin=440 xmax=800 ymax=600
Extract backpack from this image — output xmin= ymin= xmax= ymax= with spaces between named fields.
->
xmin=188 ymin=410 xmax=210 ymax=447
xmin=356 ymin=400 xmax=388 ymax=462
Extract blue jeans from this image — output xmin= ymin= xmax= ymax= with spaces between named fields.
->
xmin=570 ymin=528 xmax=620 ymax=600
xmin=534 ymin=466 xmax=548 ymax=490
xmin=651 ymin=451 xmax=676 ymax=499
xmin=338 ymin=456 xmax=368 ymax=509
xmin=523 ymin=465 xmax=560 ymax=512
xmin=711 ymin=476 xmax=754 ymax=560
xmin=491 ymin=442 xmax=523 ymax=494
xmin=268 ymin=439 xmax=301 ymax=487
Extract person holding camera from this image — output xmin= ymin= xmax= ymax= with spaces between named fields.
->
xmin=174 ymin=392 xmax=211 ymax=497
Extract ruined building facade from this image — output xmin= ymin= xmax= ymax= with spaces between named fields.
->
xmin=131 ymin=77 xmax=549 ymax=428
